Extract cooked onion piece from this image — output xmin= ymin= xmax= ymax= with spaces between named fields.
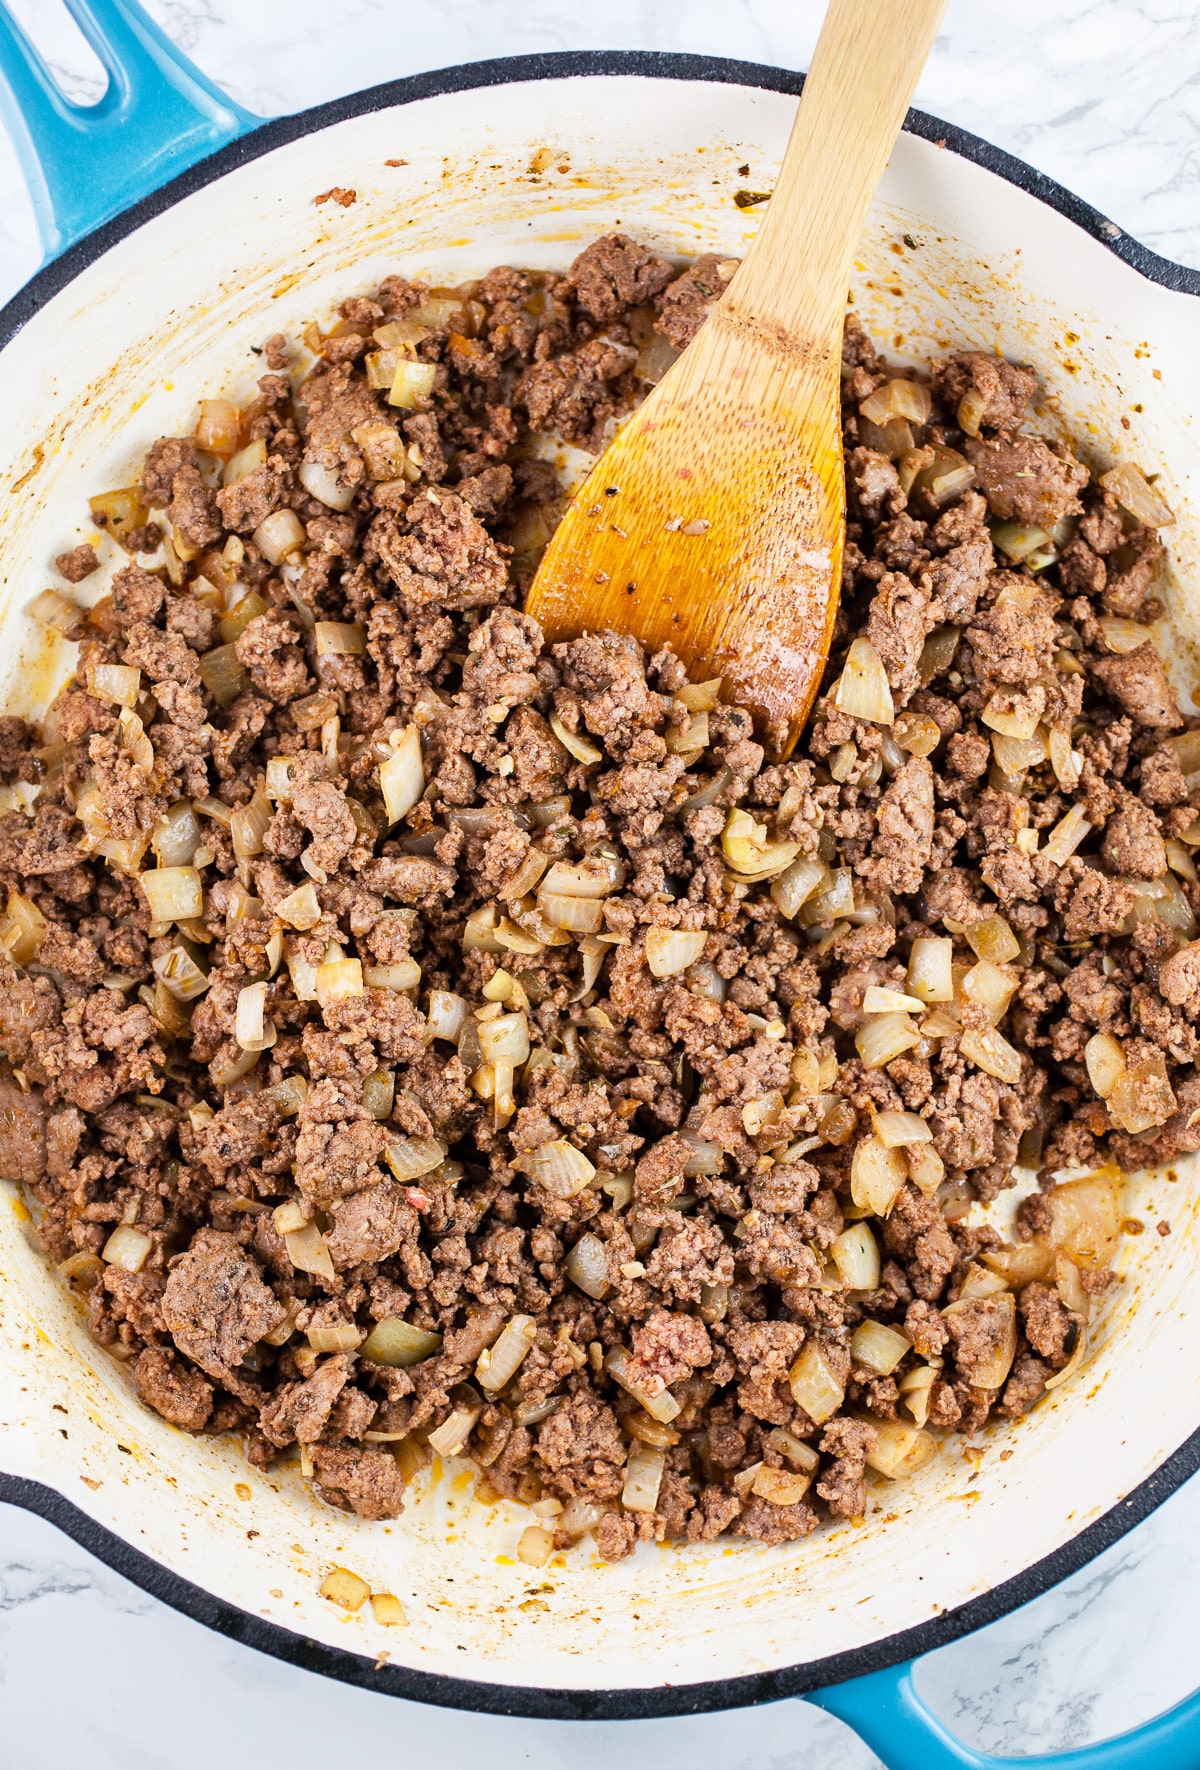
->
xmin=788 ymin=1342 xmax=845 ymax=1424
xmin=833 ymin=637 xmax=894 ymax=725
xmin=645 ymin=927 xmax=707 ymax=977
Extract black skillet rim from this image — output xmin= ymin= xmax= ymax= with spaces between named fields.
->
xmin=2 ymin=46 xmax=1198 ymax=1722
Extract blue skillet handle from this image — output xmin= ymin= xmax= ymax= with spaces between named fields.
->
xmin=0 ymin=0 xmax=262 ymax=263
xmin=809 ymin=1657 xmax=1200 ymax=1769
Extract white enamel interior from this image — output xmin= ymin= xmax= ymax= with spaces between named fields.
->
xmin=0 ymin=73 xmax=1199 ymax=1699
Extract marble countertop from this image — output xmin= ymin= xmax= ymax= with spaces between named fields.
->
xmin=1 ymin=2 xmax=1199 ymax=1764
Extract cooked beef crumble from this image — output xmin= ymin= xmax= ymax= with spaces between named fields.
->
xmin=1 ymin=236 xmax=1190 ymax=1559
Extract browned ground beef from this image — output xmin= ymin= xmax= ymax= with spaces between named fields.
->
xmin=0 ymin=237 xmax=1188 ymax=1559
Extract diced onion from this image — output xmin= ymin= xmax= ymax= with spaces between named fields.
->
xmin=222 ymin=439 xmax=267 ymax=486
xmin=152 ymin=801 xmax=200 ymax=868
xmin=199 ymin=643 xmax=249 ymax=708
xmin=1041 ymin=804 xmax=1092 ymax=867
xmin=427 ymin=1399 xmax=483 ymax=1458
xmin=645 ymin=927 xmax=707 ymax=977
xmin=677 ymin=677 xmax=723 ymax=713
xmin=102 ymin=1225 xmax=151 ymax=1273
xmin=992 ymin=730 xmax=1048 ymax=777
xmin=541 ymin=855 xmax=624 ymax=897
xmin=89 ymin=663 xmax=141 ymax=708
xmin=253 ymin=509 xmax=306 ymax=566
xmin=622 ymin=1444 xmax=665 ymax=1514
xmin=914 ymin=444 xmax=974 ymax=508
xmin=196 ymin=398 xmax=240 ymax=456
xmin=361 ymin=1068 xmax=395 ymax=1121
xmin=426 ymin=990 xmax=469 ymax=1043
xmin=274 ymin=1197 xmax=310 ymax=1236
xmin=0 ymin=890 xmax=46 ymax=966
xmin=797 ymin=866 xmax=855 ymax=927
xmin=477 ymin=1011 xmax=531 ymax=1065
xmin=28 ymin=588 xmax=83 ymax=633
xmin=830 ymin=1222 xmax=881 ymax=1290
xmin=872 ymin=1110 xmax=931 ymax=1148
xmin=864 ymin=1419 xmax=936 ymax=1479
xmin=1100 ymin=461 xmax=1174 ymax=528
xmin=860 ymin=377 xmax=932 ymax=425
xmin=549 ymin=712 xmax=602 ymax=764
xmin=990 ymin=522 xmax=1052 ymax=564
xmin=749 ymin=1464 xmax=812 ymax=1505
xmin=320 ymin=1567 xmax=370 ymax=1613
xmin=680 ymin=1131 xmax=724 ymax=1176
xmin=230 ymin=787 xmax=272 ymax=863
xmin=285 ymin=1223 xmax=336 ymax=1282
xmin=960 ymin=1025 xmax=1023 ymax=1084
xmin=833 ymin=637 xmax=894 ymax=725
xmin=307 ymin=1322 xmax=364 ymax=1354
xmin=981 ymin=1240 xmax=1055 ymax=1287
xmin=605 ymin=1346 xmax=681 ymax=1424
xmin=771 ymin=855 xmax=828 ymax=919
xmin=906 ymin=935 xmax=954 ymax=1002
xmin=299 ymin=460 xmax=355 ymax=513
xmin=967 ymin=915 xmax=1020 ymax=964
xmin=960 ymin=959 xmax=1018 ymax=1026
xmin=139 ymin=867 xmax=203 ymax=924
xmin=766 ymin=1427 xmax=820 ymax=1472
xmin=566 ymin=1232 xmax=610 ymax=1299
xmin=788 ymin=1342 xmax=845 ymax=1424
xmin=721 ymin=807 xmax=801 ymax=879
xmin=1097 ymin=616 xmax=1155 ymax=655
xmin=536 ymin=890 xmax=604 ymax=934
xmin=363 ymin=959 xmax=421 ymax=992
xmin=1083 ymin=1033 xmax=1125 ymax=1102
xmin=476 ymin=1313 xmax=537 ymax=1392
xmin=517 ymin=1525 xmax=555 ymax=1567
xmin=905 ymin=1142 xmax=945 ymax=1196
xmin=371 ymin=1594 xmax=408 ymax=1626
xmin=861 ymin=985 xmax=923 ymax=1015
xmin=851 ymin=1320 xmax=911 ymax=1375
xmin=856 ymin=1012 xmax=921 ymax=1069
xmin=380 ymin=725 xmax=424 ymax=824
xmin=360 ymin=1318 xmax=443 ymax=1367
xmin=153 ymin=943 xmax=209 ymax=1002
xmin=276 ymin=882 xmax=322 ymax=930
xmin=315 ymin=956 xmax=363 ymax=1009
xmin=388 ymin=360 xmax=437 ymax=409
xmin=384 ymin=1136 xmax=447 ymax=1181
xmin=1047 ymin=1175 xmax=1120 ymax=1269
xmin=851 ymin=1135 xmax=908 ymax=1216
xmin=235 ymin=981 xmax=276 ymax=1052
xmin=513 ymin=1138 xmax=596 ymax=1198
xmin=265 ymin=1074 xmax=309 ymax=1117
xmin=1109 ymin=1051 xmax=1176 ymax=1134
xmin=314 ymin=620 xmax=366 ymax=656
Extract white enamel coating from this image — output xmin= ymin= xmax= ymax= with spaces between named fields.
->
xmin=0 ymin=73 xmax=1198 ymax=1697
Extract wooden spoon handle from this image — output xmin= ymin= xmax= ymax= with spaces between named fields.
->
xmin=726 ymin=0 xmax=948 ymax=342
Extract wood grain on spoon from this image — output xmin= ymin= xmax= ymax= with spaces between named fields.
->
xmin=526 ymin=0 xmax=948 ymax=756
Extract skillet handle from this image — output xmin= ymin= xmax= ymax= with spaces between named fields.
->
xmin=808 ymin=1658 xmax=1200 ymax=1770
xmin=0 ymin=0 xmax=261 ymax=262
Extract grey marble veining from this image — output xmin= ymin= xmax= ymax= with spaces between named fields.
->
xmin=1 ymin=2 xmax=1199 ymax=1764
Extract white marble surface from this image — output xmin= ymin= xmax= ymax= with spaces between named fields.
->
xmin=2 ymin=1 xmax=1200 ymax=1764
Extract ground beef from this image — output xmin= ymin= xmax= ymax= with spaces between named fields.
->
xmin=654 ymin=254 xmax=736 ymax=350
xmin=161 ymin=1230 xmax=284 ymax=1386
xmin=962 ymin=434 xmax=1089 ymax=527
xmin=568 ymin=234 xmax=674 ymax=321
xmin=932 ymin=351 xmax=1037 ymax=432
xmin=9 ymin=237 xmax=1172 ymax=1559
xmin=56 ymin=543 xmax=100 ymax=583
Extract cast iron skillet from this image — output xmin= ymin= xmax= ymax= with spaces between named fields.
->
xmin=1 ymin=6 xmax=1199 ymax=1764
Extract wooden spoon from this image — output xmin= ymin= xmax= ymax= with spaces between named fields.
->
xmin=526 ymin=0 xmax=948 ymax=756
